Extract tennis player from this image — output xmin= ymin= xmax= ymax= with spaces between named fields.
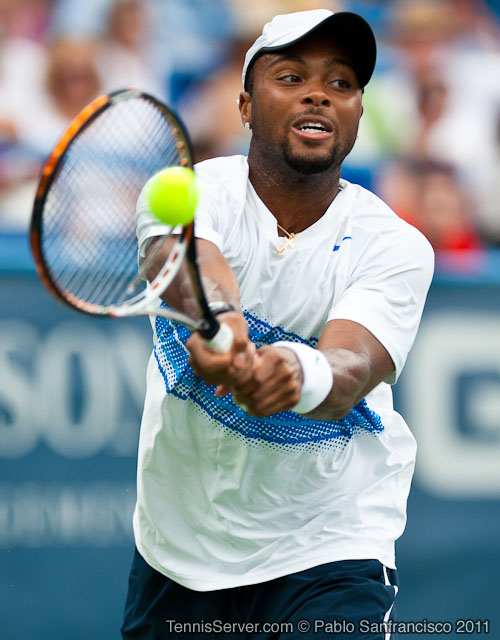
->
xmin=122 ymin=9 xmax=434 ymax=639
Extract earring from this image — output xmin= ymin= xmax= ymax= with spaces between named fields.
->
xmin=244 ymin=121 xmax=251 ymax=130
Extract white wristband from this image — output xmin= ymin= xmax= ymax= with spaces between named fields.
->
xmin=274 ymin=341 xmax=334 ymax=414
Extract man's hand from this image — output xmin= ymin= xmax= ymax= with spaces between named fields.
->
xmin=186 ymin=311 xmax=256 ymax=388
xmin=223 ymin=345 xmax=304 ymax=417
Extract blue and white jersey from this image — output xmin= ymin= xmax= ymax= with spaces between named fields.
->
xmin=133 ymin=155 xmax=434 ymax=591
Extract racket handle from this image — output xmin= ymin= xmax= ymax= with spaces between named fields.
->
xmin=203 ymin=322 xmax=233 ymax=353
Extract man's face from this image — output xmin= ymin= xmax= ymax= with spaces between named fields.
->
xmin=242 ymin=33 xmax=364 ymax=175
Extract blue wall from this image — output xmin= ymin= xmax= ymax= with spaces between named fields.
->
xmin=1 ymin=233 xmax=499 ymax=638
xmin=394 ymin=276 xmax=500 ymax=638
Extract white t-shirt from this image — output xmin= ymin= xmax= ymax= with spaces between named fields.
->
xmin=133 ymin=155 xmax=434 ymax=591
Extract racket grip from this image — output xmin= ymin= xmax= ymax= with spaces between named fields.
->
xmin=203 ymin=322 xmax=234 ymax=353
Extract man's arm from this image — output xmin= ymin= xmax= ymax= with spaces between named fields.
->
xmin=228 ymin=319 xmax=394 ymax=419
xmin=146 ymin=235 xmax=255 ymax=388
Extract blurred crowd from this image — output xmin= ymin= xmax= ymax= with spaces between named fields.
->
xmin=1 ymin=0 xmax=500 ymax=265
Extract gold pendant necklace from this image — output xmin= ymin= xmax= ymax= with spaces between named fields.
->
xmin=276 ymin=223 xmax=298 ymax=255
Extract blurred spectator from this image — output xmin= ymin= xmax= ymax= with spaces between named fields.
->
xmin=177 ymin=30 xmax=252 ymax=162
xmin=348 ymin=0 xmax=461 ymax=171
xmin=0 ymin=36 xmax=102 ymax=228
xmin=97 ymin=0 xmax=164 ymax=96
xmin=149 ymin=0 xmax=236 ymax=106
xmin=411 ymin=65 xmax=448 ymax=158
xmin=0 ymin=0 xmax=50 ymax=228
xmin=379 ymin=157 xmax=482 ymax=254
xmin=0 ymin=0 xmax=48 ymax=137
xmin=350 ymin=0 xmax=500 ymax=253
xmin=0 ymin=0 xmax=498 ymax=257
xmin=0 ymin=0 xmax=52 ymax=42
xmin=14 ymin=36 xmax=102 ymax=155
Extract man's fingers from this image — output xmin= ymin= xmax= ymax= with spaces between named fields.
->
xmin=187 ymin=330 xmax=304 ymax=417
xmin=229 ymin=345 xmax=303 ymax=416
xmin=234 ymin=380 xmax=301 ymax=417
xmin=186 ymin=315 xmax=256 ymax=388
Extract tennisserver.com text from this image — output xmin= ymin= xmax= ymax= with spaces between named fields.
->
xmin=165 ymin=620 xmax=294 ymax=635
xmin=165 ymin=618 xmax=490 ymax=635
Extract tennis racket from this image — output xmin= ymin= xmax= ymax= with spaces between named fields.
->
xmin=30 ymin=89 xmax=233 ymax=353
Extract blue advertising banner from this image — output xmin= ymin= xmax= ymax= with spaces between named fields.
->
xmin=394 ymin=278 xmax=500 ymax=639
xmin=0 ymin=234 xmax=151 ymax=638
xmin=1 ymin=233 xmax=499 ymax=638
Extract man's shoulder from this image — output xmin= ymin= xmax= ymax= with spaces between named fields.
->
xmin=345 ymin=180 xmax=429 ymax=234
xmin=342 ymin=179 xmax=399 ymax=221
xmin=342 ymin=180 xmax=435 ymax=263
xmin=191 ymin=156 xmax=248 ymax=221
xmin=194 ymin=155 xmax=249 ymax=188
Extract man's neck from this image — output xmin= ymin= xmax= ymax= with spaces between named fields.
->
xmin=248 ymin=152 xmax=342 ymax=235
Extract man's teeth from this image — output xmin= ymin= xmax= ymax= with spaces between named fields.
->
xmin=299 ymin=122 xmax=326 ymax=132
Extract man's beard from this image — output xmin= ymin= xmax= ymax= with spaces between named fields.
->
xmin=249 ymin=108 xmax=359 ymax=177
xmin=281 ymin=135 xmax=356 ymax=175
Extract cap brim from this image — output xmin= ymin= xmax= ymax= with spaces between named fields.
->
xmin=244 ymin=12 xmax=376 ymax=90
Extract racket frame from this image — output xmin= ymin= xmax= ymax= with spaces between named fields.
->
xmin=30 ymin=89 xmax=228 ymax=344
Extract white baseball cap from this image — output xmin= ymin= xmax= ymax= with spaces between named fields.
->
xmin=242 ymin=9 xmax=377 ymax=90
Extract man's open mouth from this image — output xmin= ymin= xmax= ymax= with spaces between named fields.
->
xmin=298 ymin=122 xmax=328 ymax=133
xmin=292 ymin=116 xmax=333 ymax=137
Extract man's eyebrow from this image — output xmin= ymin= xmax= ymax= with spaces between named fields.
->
xmin=265 ymin=54 xmax=355 ymax=71
xmin=265 ymin=54 xmax=304 ymax=68
xmin=324 ymin=57 xmax=355 ymax=71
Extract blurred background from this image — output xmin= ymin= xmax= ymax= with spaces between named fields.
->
xmin=1 ymin=0 xmax=499 ymax=638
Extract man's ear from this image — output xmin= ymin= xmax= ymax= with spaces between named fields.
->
xmin=239 ymin=91 xmax=252 ymax=128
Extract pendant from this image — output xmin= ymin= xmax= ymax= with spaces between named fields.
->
xmin=276 ymin=233 xmax=296 ymax=255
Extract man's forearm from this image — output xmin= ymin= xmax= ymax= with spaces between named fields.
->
xmin=302 ymin=347 xmax=372 ymax=421
xmin=145 ymin=236 xmax=242 ymax=316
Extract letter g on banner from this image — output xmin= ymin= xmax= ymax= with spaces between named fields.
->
xmin=404 ymin=311 xmax=500 ymax=498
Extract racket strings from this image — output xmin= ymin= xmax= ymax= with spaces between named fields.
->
xmin=40 ymin=96 xmax=187 ymax=308
xmin=44 ymin=139 xmax=137 ymax=306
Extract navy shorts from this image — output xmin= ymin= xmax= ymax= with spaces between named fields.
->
xmin=122 ymin=548 xmax=399 ymax=639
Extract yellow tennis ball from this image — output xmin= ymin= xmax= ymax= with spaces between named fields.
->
xmin=146 ymin=166 xmax=199 ymax=226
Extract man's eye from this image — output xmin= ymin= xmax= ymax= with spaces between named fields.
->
xmin=278 ymin=74 xmax=301 ymax=83
xmin=332 ymin=79 xmax=350 ymax=89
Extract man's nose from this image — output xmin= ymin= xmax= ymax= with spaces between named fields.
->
xmin=301 ymin=82 xmax=331 ymax=107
